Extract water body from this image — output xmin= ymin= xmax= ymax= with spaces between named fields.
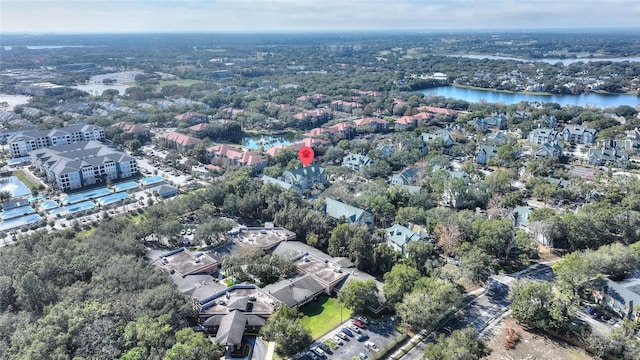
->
xmin=72 ymin=70 xmax=143 ymax=96
xmin=422 ymin=86 xmax=640 ymax=108
xmin=0 ymin=176 xmax=32 ymax=198
xmin=2 ymin=45 xmax=87 ymax=50
xmin=448 ymin=54 xmax=640 ymax=65
xmin=242 ymin=135 xmax=294 ymax=150
xmin=0 ymin=94 xmax=31 ymax=109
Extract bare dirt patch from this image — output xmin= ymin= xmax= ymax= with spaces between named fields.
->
xmin=483 ymin=318 xmax=595 ymax=360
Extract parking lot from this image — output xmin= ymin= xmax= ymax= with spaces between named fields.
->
xmin=301 ymin=317 xmax=400 ymax=360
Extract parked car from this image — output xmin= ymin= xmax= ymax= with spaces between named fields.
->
xmin=352 ymin=319 xmax=366 ymax=328
xmin=341 ymin=327 xmax=354 ymax=337
xmin=585 ymin=306 xmax=596 ymax=315
xmin=305 ymin=351 xmax=318 ymax=360
xmin=331 ymin=335 xmax=344 ymax=345
xmin=348 ymin=324 xmax=361 ymax=333
xmin=354 ymin=316 xmax=369 ymax=325
xmin=310 ymin=346 xmax=325 ymax=357
xmin=335 ymin=331 xmax=348 ymax=341
xmin=356 ymin=333 xmax=369 ymax=342
xmin=365 ymin=341 xmax=380 ymax=352
xmin=358 ymin=352 xmax=370 ymax=360
xmin=317 ymin=342 xmax=332 ymax=354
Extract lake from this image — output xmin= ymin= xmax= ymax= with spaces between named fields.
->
xmin=72 ymin=70 xmax=143 ymax=96
xmin=448 ymin=54 xmax=640 ymax=65
xmin=422 ymin=86 xmax=640 ymax=108
xmin=0 ymin=94 xmax=31 ymax=109
xmin=0 ymin=176 xmax=32 ymax=198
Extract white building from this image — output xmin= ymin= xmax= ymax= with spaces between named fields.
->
xmin=8 ymin=124 xmax=105 ymax=157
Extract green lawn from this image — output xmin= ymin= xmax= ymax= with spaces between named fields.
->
xmin=158 ymin=79 xmax=204 ymax=87
xmin=299 ymin=296 xmax=352 ymax=339
xmin=12 ymin=170 xmax=40 ymax=191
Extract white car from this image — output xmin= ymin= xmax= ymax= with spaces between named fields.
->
xmin=331 ymin=335 xmax=344 ymax=345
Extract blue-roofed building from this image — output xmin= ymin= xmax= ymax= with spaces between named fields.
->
xmin=342 ymin=153 xmax=373 ymax=172
xmin=595 ymin=278 xmax=640 ymax=321
xmin=139 ymin=175 xmax=165 ymax=187
xmin=261 ymin=175 xmax=302 ymax=196
xmin=391 ymin=168 xmax=417 ymax=186
xmin=149 ymin=184 xmax=177 ymax=198
xmin=477 ymin=145 xmax=499 ymax=165
xmin=385 ymin=224 xmax=422 ymax=255
xmin=282 ymin=164 xmax=326 ymax=190
xmin=324 ymin=198 xmax=373 ymax=227
xmin=512 ymin=206 xmax=532 ymax=230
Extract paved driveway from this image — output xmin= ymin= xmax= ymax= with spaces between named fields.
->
xmin=320 ymin=317 xmax=400 ymax=360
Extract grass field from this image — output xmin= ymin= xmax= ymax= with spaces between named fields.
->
xmin=299 ymin=296 xmax=352 ymax=339
xmin=12 ymin=170 xmax=40 ymax=191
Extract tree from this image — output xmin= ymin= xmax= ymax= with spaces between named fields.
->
xmin=338 ymin=279 xmax=379 ymax=314
xmin=422 ymin=328 xmax=490 ymax=360
xmin=405 ymin=241 xmax=441 ymax=276
xmin=164 ymin=328 xmax=222 ymax=360
xmin=510 ymin=279 xmax=572 ymax=331
xmin=383 ymin=264 xmax=421 ymax=309
xmin=397 ymin=277 xmax=463 ymax=331
xmin=458 ymin=245 xmax=497 ymax=284
xmin=472 ymin=219 xmax=514 ymax=259
xmin=0 ymin=190 xmax=11 ymax=204
xmin=435 ymin=222 xmax=462 ymax=257
xmin=260 ymin=305 xmax=312 ymax=357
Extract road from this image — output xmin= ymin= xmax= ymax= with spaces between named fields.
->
xmin=395 ymin=263 xmax=556 ymax=360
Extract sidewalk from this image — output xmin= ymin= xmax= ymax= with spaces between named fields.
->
xmin=264 ymin=341 xmax=275 ymax=360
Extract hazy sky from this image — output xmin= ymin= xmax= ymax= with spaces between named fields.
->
xmin=2 ymin=0 xmax=639 ymax=33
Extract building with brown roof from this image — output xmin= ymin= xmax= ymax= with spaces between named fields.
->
xmin=353 ymin=117 xmax=388 ymax=133
xmin=174 ymin=111 xmax=208 ymax=125
xmin=160 ymin=132 xmax=203 ymax=151
xmin=207 ymin=144 xmax=267 ymax=171
xmin=112 ymin=121 xmax=151 ymax=141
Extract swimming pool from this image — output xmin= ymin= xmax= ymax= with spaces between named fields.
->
xmin=61 ymin=188 xmax=111 ymax=205
xmin=7 ymin=157 xmax=30 ymax=166
xmin=1 ymin=206 xmax=35 ymax=221
xmin=96 ymin=192 xmax=131 ymax=206
xmin=0 ymin=176 xmax=32 ymax=198
xmin=49 ymin=201 xmax=96 ymax=216
xmin=0 ymin=214 xmax=42 ymax=232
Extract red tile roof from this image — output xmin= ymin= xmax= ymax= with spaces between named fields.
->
xmin=174 ymin=111 xmax=206 ymax=121
xmin=207 ymin=144 xmax=266 ymax=166
xmin=112 ymin=121 xmax=149 ymax=134
xmin=161 ymin=132 xmax=203 ymax=147
xmin=417 ymin=106 xmax=458 ymax=116
xmin=189 ymin=123 xmax=208 ymax=131
xmin=353 ymin=117 xmax=388 ymax=127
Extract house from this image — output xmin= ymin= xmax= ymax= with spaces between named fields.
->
xmin=303 ymin=122 xmax=355 ymax=140
xmin=528 ymin=127 xmax=559 ymax=145
xmin=8 ymin=124 xmax=106 ymax=158
xmin=432 ymin=165 xmax=469 ymax=180
xmin=207 ymin=144 xmax=267 ymax=171
xmin=353 ymin=117 xmax=388 ymax=133
xmin=189 ymin=122 xmax=209 ymax=137
xmin=296 ymin=93 xmax=329 ymax=105
xmin=331 ymin=100 xmax=362 ymax=112
xmin=595 ymin=277 xmax=640 ymax=321
xmin=421 ymin=129 xmax=454 ymax=147
xmin=391 ymin=168 xmax=417 ymax=186
xmin=511 ymin=206 xmax=532 ymax=230
xmin=562 ymin=125 xmax=597 ymax=144
xmin=546 ymin=176 xmax=569 ymax=189
xmin=111 ymin=122 xmax=151 ymax=142
xmin=486 ymin=131 xmax=509 ymax=146
xmin=265 ymin=137 xmax=330 ymax=157
xmin=352 ymin=89 xmax=381 ymax=97
xmin=477 ymin=145 xmax=499 ymax=165
xmin=282 ymin=163 xmax=326 ymax=190
xmin=293 ymin=109 xmax=333 ymax=126
xmin=468 ymin=113 xmax=507 ymax=131
xmin=395 ymin=112 xmax=431 ymax=130
xmin=174 ymin=111 xmax=208 ymax=125
xmin=533 ymin=141 xmax=563 ymax=158
xmin=587 ymin=147 xmax=629 ymax=168
xmin=160 ymin=132 xmax=203 ymax=152
xmin=385 ymin=224 xmax=421 ymax=255
xmin=325 ymin=198 xmax=374 ymax=226
xmin=342 ymin=153 xmax=373 ymax=172
xmin=416 ymin=106 xmax=458 ymax=116
xmin=29 ymin=141 xmax=138 ymax=191
xmin=261 ymin=175 xmax=303 ymax=196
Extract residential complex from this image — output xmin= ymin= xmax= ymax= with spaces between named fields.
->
xmin=29 ymin=141 xmax=138 ymax=190
xmin=8 ymin=124 xmax=105 ymax=157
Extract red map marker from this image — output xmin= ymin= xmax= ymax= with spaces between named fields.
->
xmin=298 ymin=146 xmax=314 ymax=167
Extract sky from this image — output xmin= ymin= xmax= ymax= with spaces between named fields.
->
xmin=1 ymin=0 xmax=639 ymax=34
